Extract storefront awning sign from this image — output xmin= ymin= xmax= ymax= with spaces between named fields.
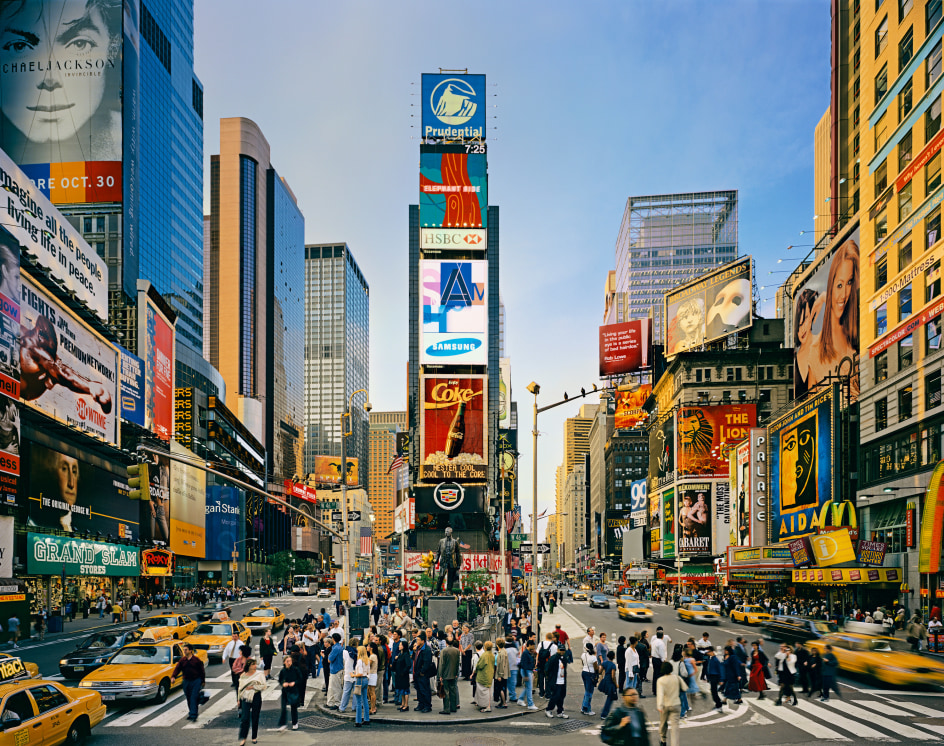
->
xmin=27 ymin=533 xmax=139 ymax=577
xmin=141 ymin=548 xmax=174 ymax=577
xmin=792 ymin=567 xmax=901 ymax=585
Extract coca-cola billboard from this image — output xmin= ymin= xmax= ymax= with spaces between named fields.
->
xmin=420 ymin=375 xmax=487 ymax=481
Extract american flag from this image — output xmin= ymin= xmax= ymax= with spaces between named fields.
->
xmin=360 ymin=526 xmax=373 ymax=555
xmin=505 ymin=505 xmax=521 ymax=533
xmin=386 ymin=454 xmax=405 ymax=474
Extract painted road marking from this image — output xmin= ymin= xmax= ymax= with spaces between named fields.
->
xmin=105 ymin=690 xmax=185 ymax=727
xmin=751 ymin=695 xmax=850 ymax=740
xmin=792 ymin=698 xmax=899 ymax=741
xmin=820 ymin=698 xmax=939 ymax=741
xmin=143 ymin=688 xmax=222 ymax=727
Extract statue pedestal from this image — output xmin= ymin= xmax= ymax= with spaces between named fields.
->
xmin=428 ymin=595 xmax=458 ymax=630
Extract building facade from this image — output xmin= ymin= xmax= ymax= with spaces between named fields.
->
xmin=587 ymin=398 xmax=614 ymax=561
xmin=369 ymin=411 xmax=407 ymax=545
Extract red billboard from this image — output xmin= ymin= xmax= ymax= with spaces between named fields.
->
xmin=420 ymin=375 xmax=487 ymax=481
xmin=599 ymin=320 xmax=652 ymax=376
xmin=141 ymin=296 xmax=175 ymax=441
xmin=614 ymin=384 xmax=651 ymax=429
xmin=676 ymin=404 xmax=757 ymax=478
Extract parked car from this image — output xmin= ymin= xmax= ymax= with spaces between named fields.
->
xmin=589 ymin=594 xmax=610 ymax=609
xmin=59 ymin=630 xmax=144 ymax=679
xmin=763 ymin=615 xmax=839 ymax=643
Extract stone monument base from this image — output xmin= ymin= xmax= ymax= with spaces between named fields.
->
xmin=428 ymin=595 xmax=458 ymax=631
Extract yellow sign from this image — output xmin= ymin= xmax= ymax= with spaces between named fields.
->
xmin=810 ymin=528 xmax=857 ymax=567
xmin=733 ymin=548 xmax=761 ymax=562
xmin=0 ymin=656 xmax=26 ymax=681
xmin=792 ymin=567 xmax=901 ymax=584
xmin=0 ymin=594 xmax=25 ymax=602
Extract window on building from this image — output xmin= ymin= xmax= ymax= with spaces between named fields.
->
xmin=923 ymin=422 xmax=943 ymax=464
xmin=876 ymin=397 xmax=889 ymax=431
xmin=900 ymin=79 xmax=914 ymax=121
xmin=900 ymin=385 xmax=914 ymax=420
xmin=899 ymin=333 xmax=914 ymax=368
xmin=930 ymin=38 xmax=943 ymax=88
xmin=901 ymin=0 xmax=914 ymax=20
xmin=738 ymin=390 xmax=748 ymax=402
xmin=928 ymin=259 xmax=942 ymax=302
xmin=877 ymin=302 xmax=889 ymax=337
xmin=929 ymin=0 xmax=943 ymax=33
xmin=876 ymin=63 xmax=890 ymax=102
xmin=928 ymin=369 xmax=942 ymax=409
xmin=876 ymin=349 xmax=889 ymax=381
xmin=876 ymin=211 xmax=890 ymax=243
xmin=876 ymin=111 xmax=890 ymax=149
xmin=697 ymin=391 xmax=709 ymax=404
xmin=900 ymin=25 xmax=915 ymax=70
xmin=928 ymin=313 xmax=943 ymax=352
xmin=726 ymin=368 xmax=736 ymax=382
xmin=876 ymin=160 xmax=889 ymax=195
xmin=722 ymin=391 xmax=732 ymax=404
xmin=930 ymin=205 xmax=942 ymax=247
xmin=83 ymin=218 xmax=92 ymax=233
xmin=900 ymin=239 xmax=913 ymax=269
xmin=877 ymin=15 xmax=890 ymax=56
xmin=876 ymin=251 xmax=889 ymax=288
xmin=901 ymin=283 xmax=914 ymax=318
xmin=900 ymin=130 xmax=914 ymax=173
xmin=900 ymin=180 xmax=914 ymax=219
xmin=929 ymin=153 xmax=943 ymax=195
xmin=928 ymin=94 xmax=942 ymax=141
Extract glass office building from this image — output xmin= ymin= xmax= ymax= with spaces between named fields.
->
xmin=614 ymin=191 xmax=738 ymax=343
xmin=304 ymin=244 xmax=370 ymax=487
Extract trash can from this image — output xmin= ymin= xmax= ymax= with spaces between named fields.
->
xmin=47 ymin=616 xmax=63 ymax=634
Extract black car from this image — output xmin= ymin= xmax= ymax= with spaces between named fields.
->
xmin=589 ymin=594 xmax=610 ymax=609
xmin=763 ymin=615 xmax=839 ymax=643
xmin=58 ymin=629 xmax=144 ymax=679
xmin=243 ymin=588 xmax=266 ymax=598
xmin=196 ymin=602 xmax=233 ymax=621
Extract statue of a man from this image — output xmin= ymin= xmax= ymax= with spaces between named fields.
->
xmin=434 ymin=527 xmax=462 ymax=594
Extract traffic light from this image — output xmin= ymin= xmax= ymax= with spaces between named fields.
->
xmin=127 ymin=462 xmax=150 ymax=500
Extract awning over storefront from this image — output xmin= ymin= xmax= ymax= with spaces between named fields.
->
xmin=726 ymin=544 xmax=793 ymax=583
xmin=792 ymin=567 xmax=902 ymax=585
xmin=27 ymin=533 xmax=139 ymax=577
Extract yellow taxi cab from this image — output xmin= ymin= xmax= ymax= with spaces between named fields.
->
xmin=78 ymin=639 xmax=208 ymax=705
xmin=677 ymin=602 xmax=721 ymax=625
xmin=241 ymin=603 xmax=285 ymax=635
xmin=806 ymin=632 xmax=944 ymax=687
xmin=0 ymin=679 xmax=106 ymax=746
xmin=731 ymin=604 xmax=773 ymax=626
xmin=183 ymin=616 xmax=251 ymax=660
xmin=572 ymin=591 xmax=588 ymax=601
xmin=136 ymin=613 xmax=197 ymax=641
xmin=617 ymin=599 xmax=653 ymax=622
xmin=0 ymin=653 xmax=41 ymax=681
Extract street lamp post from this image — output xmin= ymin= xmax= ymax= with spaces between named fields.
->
xmin=340 ymin=388 xmax=371 ymax=606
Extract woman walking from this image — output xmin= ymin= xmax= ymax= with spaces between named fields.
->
xmin=807 ymin=648 xmax=823 ymax=698
xmin=748 ymin=641 xmax=769 ymax=699
xmin=277 ymin=655 xmax=303 ymax=731
xmin=721 ymin=646 xmax=743 ymax=705
xmin=367 ymin=641 xmax=379 ymax=715
xmin=393 ymin=639 xmax=411 ymax=711
xmin=353 ymin=645 xmax=370 ymax=727
xmin=237 ymin=658 xmax=266 ymax=745
xmin=259 ymin=630 xmax=276 ymax=679
xmin=774 ymin=643 xmax=798 ymax=706
xmin=474 ymin=641 xmax=496 ymax=712
xmin=599 ymin=650 xmax=619 ymax=720
xmin=580 ymin=642 xmax=598 ymax=716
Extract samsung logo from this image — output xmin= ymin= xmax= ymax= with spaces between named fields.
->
xmin=426 ymin=339 xmax=482 ymax=356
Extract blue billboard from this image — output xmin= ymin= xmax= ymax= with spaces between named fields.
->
xmin=421 ymin=73 xmax=486 ymax=140
xmin=205 ymin=485 xmax=241 ymax=561
xmin=118 ymin=344 xmax=145 ymax=427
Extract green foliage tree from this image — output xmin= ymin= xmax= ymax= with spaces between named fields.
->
xmin=269 ymin=550 xmax=295 ymax=584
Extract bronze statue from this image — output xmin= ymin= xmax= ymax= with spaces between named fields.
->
xmin=434 ymin=527 xmax=462 ymax=594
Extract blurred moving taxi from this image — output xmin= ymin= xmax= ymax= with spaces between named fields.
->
xmin=731 ymin=604 xmax=773 ymax=626
xmin=617 ymin=599 xmax=653 ymax=622
xmin=241 ymin=603 xmax=285 ymax=634
xmin=136 ymin=613 xmax=197 ymax=641
xmin=572 ymin=591 xmax=588 ymax=601
xmin=78 ymin=640 xmax=207 ymax=704
xmin=806 ymin=633 xmax=944 ymax=687
xmin=0 ymin=654 xmax=40 ymax=682
xmin=183 ymin=617 xmax=251 ymax=660
xmin=0 ymin=679 xmax=106 ymax=745
xmin=677 ymin=603 xmax=721 ymax=625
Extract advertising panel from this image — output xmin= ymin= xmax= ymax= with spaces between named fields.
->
xmin=0 ymin=398 xmax=20 ymax=491
xmin=769 ymin=387 xmax=836 ymax=543
xmin=661 ymin=488 xmax=675 ymax=559
xmin=629 ymin=479 xmax=647 ymax=527
xmin=648 ymin=415 xmax=675 ymax=491
xmin=599 ymin=319 xmax=652 ymax=376
xmin=420 ymin=228 xmax=486 ymax=251
xmin=283 ymin=479 xmax=317 ymax=503
xmin=313 ymin=455 xmax=359 ymax=485
xmin=420 ymin=259 xmax=487 ymax=365
xmin=170 ymin=440 xmax=205 ymax=557
xmin=121 ymin=0 xmax=140 ymax=299
xmin=810 ymin=528 xmax=857 ymax=567
xmin=0 ymin=152 xmax=108 ymax=320
xmin=421 ymin=73 xmax=486 ymax=141
xmin=205 ymin=485 xmax=240 ymax=562
xmin=419 ymin=151 xmax=487 ymax=229
xmin=420 ymin=375 xmax=487 ymax=481
xmin=732 ymin=440 xmax=751 ymax=547
xmin=117 ymin=344 xmax=144 ymax=427
xmin=615 ymin=384 xmax=651 ymax=430
xmin=677 ymin=483 xmax=712 ymax=556
xmin=0 ymin=228 xmax=20 ymax=400
xmin=788 ymin=537 xmax=814 ymax=568
xmin=665 ymin=257 xmax=752 ymax=357
xmin=27 ymin=533 xmax=138 ymax=577
xmin=714 ymin=478 xmax=730 ymax=552
xmin=139 ymin=294 xmax=174 ymax=440
xmin=174 ymin=387 xmax=194 ymax=450
xmin=649 ymin=487 xmax=661 ymax=556
xmin=605 ymin=510 xmax=633 ymax=559
xmin=0 ymin=0 xmax=123 ymax=204
xmin=140 ymin=548 xmax=173 ymax=577
xmin=139 ymin=452 xmax=169 ymax=544
xmin=28 ymin=442 xmax=135 ymax=538
xmin=499 ymin=357 xmax=510 ymax=423
xmin=414 ymin=483 xmax=486 ymax=514
xmin=792 ymin=567 xmax=901 ymax=584
xmin=0 ymin=515 xmax=11 ymax=576
xmin=20 ymin=273 xmax=117 ymax=442
xmin=793 ymin=228 xmax=860 ymax=401
xmin=858 ymin=539 xmax=888 ymax=567
xmin=676 ymin=404 xmax=756 ymax=478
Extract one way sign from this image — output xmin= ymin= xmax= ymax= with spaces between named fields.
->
xmin=518 ymin=542 xmax=551 ymax=555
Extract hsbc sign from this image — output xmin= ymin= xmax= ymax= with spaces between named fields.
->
xmin=420 ymin=228 xmax=486 ymax=251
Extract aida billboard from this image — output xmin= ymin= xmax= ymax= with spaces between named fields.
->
xmin=421 ymin=74 xmax=486 ymax=141
xmin=665 ymin=257 xmax=752 ymax=358
xmin=420 ymin=259 xmax=487 ymax=365
xmin=420 ymin=151 xmax=487 ymax=229
xmin=768 ymin=387 xmax=837 ymax=542
xmin=420 ymin=375 xmax=487 ymax=481
xmin=599 ymin=320 xmax=652 ymax=376
xmin=676 ymin=404 xmax=756 ymax=479
xmin=139 ymin=292 xmax=174 ymax=440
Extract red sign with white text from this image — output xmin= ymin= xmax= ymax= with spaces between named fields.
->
xmin=600 ymin=320 xmax=652 ymax=376
xmin=283 ymin=479 xmax=318 ymax=504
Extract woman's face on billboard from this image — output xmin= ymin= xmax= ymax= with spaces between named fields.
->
xmin=0 ymin=0 xmax=111 ymax=145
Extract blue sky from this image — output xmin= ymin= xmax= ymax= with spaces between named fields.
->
xmin=195 ymin=0 xmax=830 ymax=540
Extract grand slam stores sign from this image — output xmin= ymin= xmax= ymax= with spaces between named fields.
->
xmin=422 ymin=74 xmax=486 ymax=141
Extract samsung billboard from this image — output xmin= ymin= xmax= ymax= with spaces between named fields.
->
xmin=420 ymin=259 xmax=487 ymax=365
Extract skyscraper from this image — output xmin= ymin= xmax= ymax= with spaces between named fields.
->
xmin=369 ymin=411 xmax=407 ymax=545
xmin=303 ymin=243 xmax=370 ymax=485
xmin=206 ymin=117 xmax=305 ymax=483
xmin=614 ymin=191 xmax=739 ymax=343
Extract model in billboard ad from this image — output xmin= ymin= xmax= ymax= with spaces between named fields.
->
xmin=648 ymin=414 xmax=674 ymax=491
xmin=662 ymin=488 xmax=675 ymax=558
xmin=420 ymin=152 xmax=487 ymax=229
xmin=420 ymin=259 xmax=487 ymax=365
xmin=599 ymin=319 xmax=652 ymax=376
xmin=138 ymin=453 xmax=169 ymax=544
xmin=20 ymin=273 xmax=117 ymax=443
xmin=794 ymin=230 xmax=860 ymax=401
xmin=769 ymin=388 xmax=835 ymax=542
xmin=734 ymin=440 xmax=751 ymax=546
xmin=677 ymin=483 xmax=712 ymax=556
xmin=0 ymin=228 xmax=20 ymax=399
xmin=421 ymin=375 xmax=486 ymax=481
xmin=665 ymin=257 xmax=752 ymax=357
xmin=27 ymin=441 xmax=135 ymax=538
xmin=143 ymin=300 xmax=174 ymax=440
xmin=0 ymin=0 xmax=123 ymax=204
xmin=676 ymin=404 xmax=756 ymax=478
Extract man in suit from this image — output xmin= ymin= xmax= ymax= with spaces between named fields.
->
xmin=413 ymin=631 xmax=433 ymax=712
xmin=438 ymin=638 xmax=461 ymax=714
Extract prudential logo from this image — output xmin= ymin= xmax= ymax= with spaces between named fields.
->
xmin=430 ymin=78 xmax=478 ymax=125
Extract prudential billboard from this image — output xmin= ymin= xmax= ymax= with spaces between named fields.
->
xmin=420 ymin=260 xmax=487 ymax=365
xmin=421 ymin=73 xmax=486 ymax=141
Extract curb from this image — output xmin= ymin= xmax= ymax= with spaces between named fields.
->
xmin=314 ymin=701 xmax=536 ymax=726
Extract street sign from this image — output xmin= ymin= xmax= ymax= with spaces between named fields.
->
xmin=524 ymin=562 xmax=533 ymax=573
xmin=519 ymin=542 xmax=551 ymax=554
xmin=510 ymin=533 xmax=527 ymax=541
xmin=331 ymin=511 xmax=343 ymax=521
xmin=331 ymin=510 xmax=362 ymax=522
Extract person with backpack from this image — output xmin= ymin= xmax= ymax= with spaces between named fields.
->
xmin=599 ymin=650 xmax=620 ymax=720
xmin=537 ymin=632 xmax=557 ymax=697
xmin=544 ymin=638 xmax=572 ymax=718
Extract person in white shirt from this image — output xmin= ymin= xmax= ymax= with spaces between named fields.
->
xmin=222 ymin=632 xmax=242 ymax=683
xmin=582 ymin=627 xmax=597 ymax=652
xmin=649 ymin=627 xmax=671 ymax=697
xmin=338 ymin=639 xmax=358 ymax=713
xmin=774 ymin=643 xmax=798 ymax=706
xmin=626 ymin=638 xmax=641 ymax=693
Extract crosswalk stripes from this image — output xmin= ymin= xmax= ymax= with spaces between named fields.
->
xmin=820 ymin=698 xmax=941 ymax=741
xmin=791 ymin=698 xmax=898 ymax=741
xmin=143 ymin=689 xmax=223 ymax=728
xmin=183 ymin=688 xmax=238 ymax=729
xmin=105 ymin=690 xmax=185 ymax=727
xmin=750 ymin=696 xmax=851 ymax=741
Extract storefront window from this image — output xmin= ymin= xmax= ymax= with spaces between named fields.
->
xmin=923 ymin=422 xmax=943 ymax=464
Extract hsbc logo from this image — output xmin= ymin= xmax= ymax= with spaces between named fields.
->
xmin=421 ymin=228 xmax=486 ymax=251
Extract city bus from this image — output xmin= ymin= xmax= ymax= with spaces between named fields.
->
xmin=292 ymin=575 xmax=319 ymax=595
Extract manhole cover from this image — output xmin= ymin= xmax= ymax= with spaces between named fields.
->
xmin=551 ymin=719 xmax=587 ymax=733
xmin=456 ymin=739 xmax=506 ymax=746
xmin=297 ymin=715 xmax=345 ymax=730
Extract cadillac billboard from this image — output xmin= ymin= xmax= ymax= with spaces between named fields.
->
xmin=420 ymin=259 xmax=487 ymax=365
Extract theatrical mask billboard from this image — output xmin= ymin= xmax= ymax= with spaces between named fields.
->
xmin=769 ymin=387 xmax=836 ymax=543
xmin=648 ymin=414 xmax=674 ymax=491
xmin=420 ymin=375 xmax=487 ymax=481
xmin=793 ymin=228 xmax=860 ymax=402
xmin=420 ymin=259 xmax=487 ymax=365
xmin=677 ymin=483 xmax=712 ymax=556
xmin=676 ymin=404 xmax=756 ymax=479
xmin=665 ymin=257 xmax=752 ymax=357
xmin=419 ymin=150 xmax=487 ymax=229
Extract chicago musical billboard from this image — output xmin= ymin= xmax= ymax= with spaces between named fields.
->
xmin=420 ymin=375 xmax=487 ymax=481
xmin=420 ymin=259 xmax=487 ymax=365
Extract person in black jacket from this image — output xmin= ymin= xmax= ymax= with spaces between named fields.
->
xmin=636 ymin=632 xmax=651 ymax=683
xmin=289 ymin=645 xmax=308 ymax=707
xmin=616 ymin=636 xmax=627 ymax=691
xmin=795 ymin=641 xmax=810 ymax=694
xmin=393 ymin=640 xmax=412 ymax=711
xmin=413 ymin=632 xmax=434 ymax=712
xmin=259 ymin=630 xmax=276 ymax=679
xmin=171 ymin=643 xmax=206 ymax=722
xmin=544 ymin=640 xmax=572 ymax=718
xmin=277 ymin=655 xmax=303 ymax=730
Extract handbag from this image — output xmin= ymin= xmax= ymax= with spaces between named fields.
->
xmin=286 ymin=690 xmax=300 ymax=706
xmin=198 ymin=690 xmax=210 ymax=705
xmin=437 ymin=679 xmax=446 ymax=699
xmin=352 ymin=684 xmax=362 ymax=697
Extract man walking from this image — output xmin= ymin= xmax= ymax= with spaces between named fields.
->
xmin=326 ymin=634 xmax=344 ymax=708
xmin=601 ymin=688 xmax=650 ymax=746
xmin=222 ymin=631 xmax=242 ymax=691
xmin=650 ymin=627 xmax=670 ymax=697
xmin=438 ymin=638 xmax=460 ymax=714
xmin=413 ymin=632 xmax=433 ymax=713
xmin=819 ymin=644 xmax=842 ymax=702
xmin=171 ymin=644 xmax=205 ymax=722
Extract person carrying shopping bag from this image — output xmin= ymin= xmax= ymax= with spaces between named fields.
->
xmin=237 ymin=658 xmax=266 ymax=746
